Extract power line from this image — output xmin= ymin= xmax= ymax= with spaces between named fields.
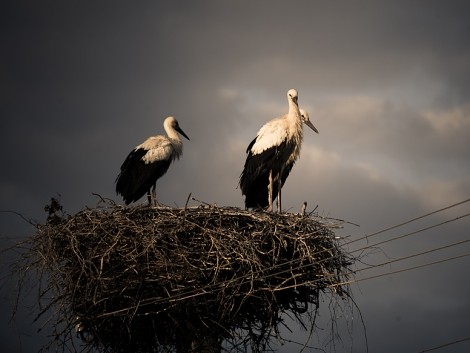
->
xmin=258 ymin=200 xmax=470 ymax=282
xmin=142 ymin=198 xmax=470 ymax=306
xmin=155 ymin=207 xmax=470 ymax=305
xmin=229 ymin=203 xmax=470 ymax=294
xmin=124 ymin=241 xmax=470 ymax=315
xmin=358 ymin=238 xmax=470 ymax=273
xmin=348 ymin=212 xmax=470 ymax=255
xmin=97 ymin=199 xmax=470 ymax=313
xmin=419 ymin=336 xmax=470 ymax=352
xmin=343 ymin=251 xmax=470 ymax=286
xmin=269 ymin=237 xmax=470 ymax=292
xmin=362 ymin=198 xmax=470 ymax=239
xmin=133 ymin=229 xmax=470 ymax=308
xmin=258 ymin=213 xmax=470 ymax=293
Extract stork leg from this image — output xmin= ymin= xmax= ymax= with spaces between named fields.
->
xmin=277 ymin=167 xmax=283 ymax=213
xmin=151 ymin=184 xmax=157 ymax=207
xmin=147 ymin=184 xmax=157 ymax=207
xmin=268 ymin=169 xmax=273 ymax=212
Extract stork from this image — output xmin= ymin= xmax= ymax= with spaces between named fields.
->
xmin=115 ymin=116 xmax=190 ymax=206
xmin=239 ymin=89 xmax=318 ymax=212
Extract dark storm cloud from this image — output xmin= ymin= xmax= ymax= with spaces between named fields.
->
xmin=1 ymin=1 xmax=470 ymax=352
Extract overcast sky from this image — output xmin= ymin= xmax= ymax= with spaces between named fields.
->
xmin=1 ymin=1 xmax=470 ymax=352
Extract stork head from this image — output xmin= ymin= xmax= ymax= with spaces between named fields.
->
xmin=164 ymin=116 xmax=190 ymax=140
xmin=299 ymin=109 xmax=319 ymax=134
xmin=287 ymin=88 xmax=299 ymax=105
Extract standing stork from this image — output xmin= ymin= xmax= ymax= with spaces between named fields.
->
xmin=239 ymin=89 xmax=318 ymax=212
xmin=115 ymin=116 xmax=190 ymax=206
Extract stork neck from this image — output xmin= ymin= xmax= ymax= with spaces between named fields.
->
xmin=286 ymin=98 xmax=303 ymax=146
xmin=287 ymin=98 xmax=302 ymax=123
xmin=163 ymin=119 xmax=182 ymax=141
xmin=165 ymin=128 xmax=181 ymax=142
xmin=165 ymin=128 xmax=183 ymax=159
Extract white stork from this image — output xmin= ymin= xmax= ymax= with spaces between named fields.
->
xmin=239 ymin=89 xmax=318 ymax=212
xmin=115 ymin=116 xmax=190 ymax=206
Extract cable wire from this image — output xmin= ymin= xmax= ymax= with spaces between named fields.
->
xmin=419 ymin=336 xmax=470 ymax=352
xmin=97 ymin=199 xmax=470 ymax=312
xmin=266 ymin=237 xmax=470 ymax=292
xmin=153 ymin=207 xmax=470 ymax=306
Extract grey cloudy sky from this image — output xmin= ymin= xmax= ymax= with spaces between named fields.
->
xmin=1 ymin=1 xmax=470 ymax=352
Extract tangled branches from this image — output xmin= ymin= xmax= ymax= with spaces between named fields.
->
xmin=19 ymin=198 xmax=354 ymax=353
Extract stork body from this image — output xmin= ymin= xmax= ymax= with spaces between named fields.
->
xmin=115 ymin=116 xmax=190 ymax=206
xmin=239 ymin=89 xmax=318 ymax=212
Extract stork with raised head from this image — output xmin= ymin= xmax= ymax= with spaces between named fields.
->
xmin=115 ymin=116 xmax=190 ymax=206
xmin=239 ymin=89 xmax=318 ymax=212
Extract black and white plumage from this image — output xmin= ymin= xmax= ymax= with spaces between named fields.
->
xmin=115 ymin=116 xmax=190 ymax=206
xmin=239 ymin=89 xmax=318 ymax=212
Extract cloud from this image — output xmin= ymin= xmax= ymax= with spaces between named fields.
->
xmin=2 ymin=1 xmax=470 ymax=352
xmin=413 ymin=178 xmax=470 ymax=213
xmin=423 ymin=104 xmax=470 ymax=133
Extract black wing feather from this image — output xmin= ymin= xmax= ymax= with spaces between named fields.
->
xmin=116 ymin=148 xmax=172 ymax=204
xmin=239 ymin=139 xmax=296 ymax=209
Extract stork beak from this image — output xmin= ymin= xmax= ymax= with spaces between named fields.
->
xmin=293 ymin=96 xmax=298 ymax=105
xmin=176 ymin=126 xmax=190 ymax=140
xmin=305 ymin=120 xmax=319 ymax=134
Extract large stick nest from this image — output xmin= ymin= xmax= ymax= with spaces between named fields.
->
xmin=21 ymin=197 xmax=354 ymax=353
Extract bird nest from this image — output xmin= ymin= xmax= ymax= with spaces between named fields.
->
xmin=17 ymin=197 xmax=355 ymax=353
